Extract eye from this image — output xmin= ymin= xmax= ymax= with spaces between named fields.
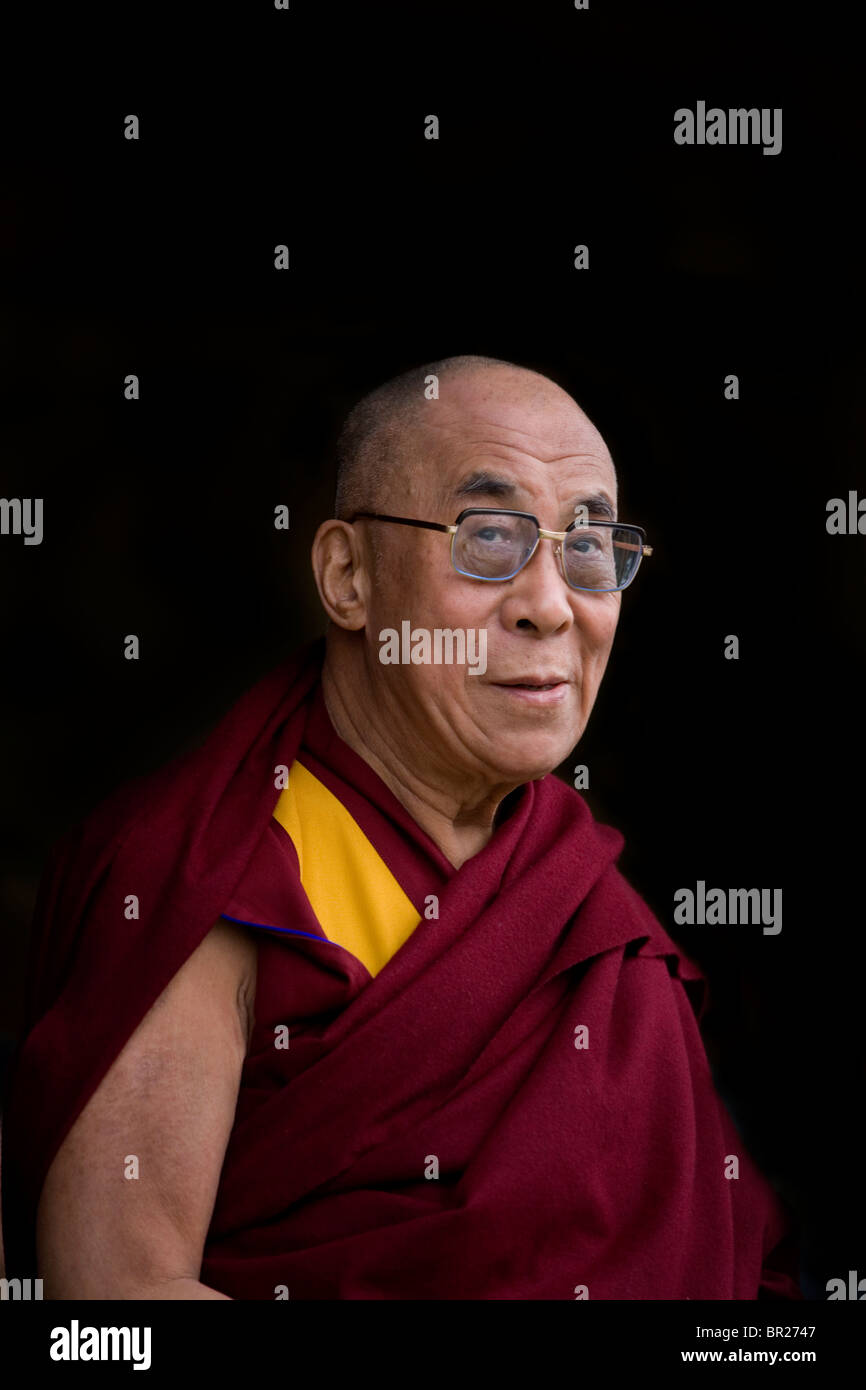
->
xmin=567 ymin=534 xmax=602 ymax=554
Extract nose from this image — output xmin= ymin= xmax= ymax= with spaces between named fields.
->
xmin=499 ymin=534 xmax=575 ymax=635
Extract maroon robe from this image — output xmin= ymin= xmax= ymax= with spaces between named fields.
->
xmin=1 ymin=636 xmax=801 ymax=1298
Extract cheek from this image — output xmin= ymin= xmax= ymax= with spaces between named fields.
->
xmin=574 ymin=606 xmax=619 ymax=687
xmin=585 ymin=599 xmax=620 ymax=651
xmin=416 ymin=571 xmax=483 ymax=626
xmin=368 ymin=550 xmax=428 ymax=623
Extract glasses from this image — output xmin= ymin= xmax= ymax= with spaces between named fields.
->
xmin=348 ymin=508 xmax=653 ymax=593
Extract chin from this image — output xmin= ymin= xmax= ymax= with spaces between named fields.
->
xmin=493 ymin=741 xmax=575 ymax=784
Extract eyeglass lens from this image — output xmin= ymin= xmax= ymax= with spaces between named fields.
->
xmin=453 ymin=512 xmax=640 ymax=591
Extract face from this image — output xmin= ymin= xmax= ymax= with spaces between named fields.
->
xmin=356 ymin=371 xmax=622 ymax=790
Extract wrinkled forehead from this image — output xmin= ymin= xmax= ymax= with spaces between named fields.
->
xmin=406 ymin=387 xmax=616 ymax=512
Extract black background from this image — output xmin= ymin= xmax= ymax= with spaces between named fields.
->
xmin=1 ymin=2 xmax=863 ymax=1299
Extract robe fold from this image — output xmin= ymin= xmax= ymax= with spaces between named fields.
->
xmin=1 ymin=635 xmax=802 ymax=1299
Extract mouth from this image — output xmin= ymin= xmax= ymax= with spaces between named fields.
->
xmin=490 ymin=678 xmax=570 ymax=704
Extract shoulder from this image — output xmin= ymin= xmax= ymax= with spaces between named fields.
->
xmin=179 ymin=919 xmax=259 ymax=1050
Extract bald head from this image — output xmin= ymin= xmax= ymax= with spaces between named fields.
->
xmin=333 ymin=355 xmax=612 ymax=523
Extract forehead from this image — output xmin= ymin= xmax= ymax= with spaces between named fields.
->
xmin=411 ymin=384 xmax=616 ymax=509
xmin=431 ymin=375 xmax=600 ymax=441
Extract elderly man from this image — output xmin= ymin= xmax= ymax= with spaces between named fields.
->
xmin=1 ymin=355 xmax=800 ymax=1299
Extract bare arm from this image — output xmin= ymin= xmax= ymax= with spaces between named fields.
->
xmin=36 ymin=918 xmax=258 ymax=1300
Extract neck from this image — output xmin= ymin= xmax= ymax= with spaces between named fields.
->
xmin=319 ymin=646 xmax=519 ymax=871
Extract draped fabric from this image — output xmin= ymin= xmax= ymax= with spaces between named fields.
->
xmin=1 ymin=636 xmax=801 ymax=1298
xmin=220 ymin=679 xmax=456 ymax=979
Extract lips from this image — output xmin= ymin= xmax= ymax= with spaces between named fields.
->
xmin=490 ymin=678 xmax=570 ymax=705
xmin=495 ymin=677 xmax=568 ymax=689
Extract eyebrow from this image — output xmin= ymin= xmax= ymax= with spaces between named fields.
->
xmin=451 ymin=469 xmax=617 ymax=522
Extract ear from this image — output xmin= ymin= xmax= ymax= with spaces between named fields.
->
xmin=310 ymin=520 xmax=369 ymax=630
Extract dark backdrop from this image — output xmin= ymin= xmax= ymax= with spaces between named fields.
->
xmin=1 ymin=2 xmax=863 ymax=1299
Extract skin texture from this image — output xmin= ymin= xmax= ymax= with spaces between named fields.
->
xmin=35 ymin=363 xmax=621 ymax=1297
xmin=313 ymin=365 xmax=621 ymax=868
xmin=36 ymin=919 xmax=256 ymax=1299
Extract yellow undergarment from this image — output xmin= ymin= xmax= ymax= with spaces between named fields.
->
xmin=273 ymin=760 xmax=422 ymax=978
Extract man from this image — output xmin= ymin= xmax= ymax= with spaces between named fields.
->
xmin=1 ymin=355 xmax=801 ymax=1299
